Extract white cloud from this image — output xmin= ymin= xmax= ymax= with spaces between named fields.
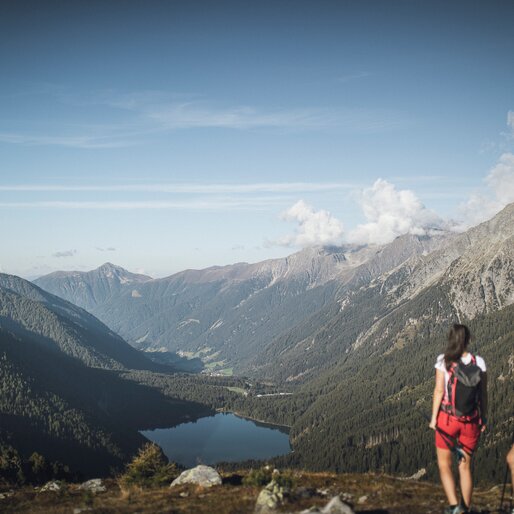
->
xmin=0 ymin=197 xmax=288 ymax=211
xmin=0 ymin=181 xmax=355 ymax=193
xmin=275 ymin=200 xmax=344 ymax=247
xmin=348 ymin=179 xmax=447 ymax=245
xmin=148 ymin=103 xmax=333 ymax=131
xmin=508 ymin=110 xmax=514 ymax=133
xmin=486 ymin=152 xmax=514 ymax=204
xmin=0 ymin=86 xmax=407 ymax=148
xmin=52 ymin=249 xmax=77 ymax=258
xmin=458 ymin=152 xmax=514 ymax=229
xmin=0 ymin=132 xmax=132 ymax=149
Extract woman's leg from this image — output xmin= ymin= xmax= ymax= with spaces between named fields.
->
xmin=507 ymin=445 xmax=514 ymax=496
xmin=458 ymin=453 xmax=473 ymax=508
xmin=437 ymin=447 xmax=459 ymax=506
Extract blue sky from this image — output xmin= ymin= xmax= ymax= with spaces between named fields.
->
xmin=1 ymin=0 xmax=513 ymax=277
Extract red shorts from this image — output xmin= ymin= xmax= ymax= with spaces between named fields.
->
xmin=435 ymin=411 xmax=481 ymax=454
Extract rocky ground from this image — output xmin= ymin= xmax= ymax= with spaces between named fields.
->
xmin=0 ymin=469 xmax=509 ymax=514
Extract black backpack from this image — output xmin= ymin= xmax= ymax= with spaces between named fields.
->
xmin=444 ymin=354 xmax=482 ymax=419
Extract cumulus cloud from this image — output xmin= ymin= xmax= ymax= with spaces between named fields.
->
xmin=275 ymin=200 xmax=344 ymax=247
xmin=487 ymin=152 xmax=514 ymax=204
xmin=52 ymin=249 xmax=77 ymax=258
xmin=458 ymin=152 xmax=514 ymax=229
xmin=348 ymin=179 xmax=447 ymax=245
xmin=96 ymin=246 xmax=116 ymax=252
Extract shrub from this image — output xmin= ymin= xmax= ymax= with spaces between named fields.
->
xmin=243 ymin=466 xmax=296 ymax=489
xmin=119 ymin=443 xmax=181 ymax=489
xmin=0 ymin=445 xmax=24 ymax=484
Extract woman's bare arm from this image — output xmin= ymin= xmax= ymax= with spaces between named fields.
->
xmin=430 ymin=369 xmax=445 ymax=429
xmin=480 ymin=372 xmax=488 ymax=430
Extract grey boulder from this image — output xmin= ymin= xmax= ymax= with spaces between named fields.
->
xmin=39 ymin=481 xmax=61 ymax=493
xmin=170 ymin=465 xmax=222 ymax=488
xmin=254 ymin=479 xmax=287 ymax=513
xmin=78 ymin=478 xmax=106 ymax=493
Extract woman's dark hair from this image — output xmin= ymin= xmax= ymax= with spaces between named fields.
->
xmin=444 ymin=323 xmax=471 ymax=370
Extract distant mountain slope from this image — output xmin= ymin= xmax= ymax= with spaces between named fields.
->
xmin=250 ymin=203 xmax=514 ymax=382
xmin=34 ymin=235 xmax=447 ymax=372
xmin=34 ymin=262 xmax=152 ymax=311
xmin=0 ymin=327 xmax=212 ymax=477
xmin=0 ymin=273 xmax=162 ymax=371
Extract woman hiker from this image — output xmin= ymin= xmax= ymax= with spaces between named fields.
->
xmin=429 ymin=323 xmax=487 ymax=514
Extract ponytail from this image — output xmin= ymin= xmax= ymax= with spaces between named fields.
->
xmin=444 ymin=324 xmax=471 ymax=370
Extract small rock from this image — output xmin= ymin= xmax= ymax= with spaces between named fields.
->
xmin=78 ymin=478 xmax=106 ymax=494
xmin=357 ymin=495 xmax=368 ymax=504
xmin=170 ymin=465 xmax=222 ymax=488
xmin=316 ymin=488 xmax=330 ymax=497
xmin=73 ymin=508 xmax=93 ymax=514
xmin=322 ymin=496 xmax=355 ymax=514
xmin=340 ymin=492 xmax=353 ymax=503
xmin=255 ymin=479 xmax=288 ymax=513
xmin=39 ymin=481 xmax=61 ymax=492
xmin=405 ymin=468 xmax=426 ymax=481
xmin=299 ymin=495 xmax=355 ymax=514
xmin=179 ymin=491 xmax=189 ymax=497
xmin=0 ymin=490 xmax=14 ymax=500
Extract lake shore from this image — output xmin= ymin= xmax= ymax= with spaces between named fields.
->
xmin=216 ymin=408 xmax=292 ymax=430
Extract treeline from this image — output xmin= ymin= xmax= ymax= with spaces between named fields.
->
xmin=0 ymin=445 xmax=73 ymax=485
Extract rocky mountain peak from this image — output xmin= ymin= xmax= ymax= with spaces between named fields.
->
xmin=94 ymin=262 xmax=152 ymax=282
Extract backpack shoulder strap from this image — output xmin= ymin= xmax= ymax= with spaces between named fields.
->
xmin=468 ymin=353 xmax=476 ymax=365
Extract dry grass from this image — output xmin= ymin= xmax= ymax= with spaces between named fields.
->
xmin=0 ymin=471 xmax=504 ymax=513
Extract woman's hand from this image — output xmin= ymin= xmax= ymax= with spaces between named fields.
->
xmin=429 ymin=417 xmax=437 ymax=430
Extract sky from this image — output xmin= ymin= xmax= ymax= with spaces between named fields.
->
xmin=1 ymin=0 xmax=513 ymax=278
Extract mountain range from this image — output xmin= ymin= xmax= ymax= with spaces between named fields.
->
xmin=34 ymin=203 xmax=513 ymax=384
xmin=5 ymin=202 xmax=513 ymax=482
xmin=34 ymin=232 xmax=449 ymax=375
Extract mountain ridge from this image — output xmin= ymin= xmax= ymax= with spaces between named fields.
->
xmin=33 ymin=232 xmax=452 ymax=373
xmin=0 ymin=273 xmax=163 ymax=371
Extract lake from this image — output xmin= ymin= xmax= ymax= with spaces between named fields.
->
xmin=141 ymin=412 xmax=291 ymax=468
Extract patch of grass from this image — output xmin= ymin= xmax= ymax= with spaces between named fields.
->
xmin=205 ymin=360 xmax=225 ymax=370
xmin=226 ymin=387 xmax=246 ymax=395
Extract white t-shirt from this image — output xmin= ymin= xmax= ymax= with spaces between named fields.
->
xmin=435 ymin=353 xmax=487 ymax=401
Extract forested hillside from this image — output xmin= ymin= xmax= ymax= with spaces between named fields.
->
xmin=0 ymin=274 xmax=163 ymax=371
xmin=0 ymin=326 xmax=212 ymax=478
xmin=0 ymin=276 xmax=216 ymax=480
